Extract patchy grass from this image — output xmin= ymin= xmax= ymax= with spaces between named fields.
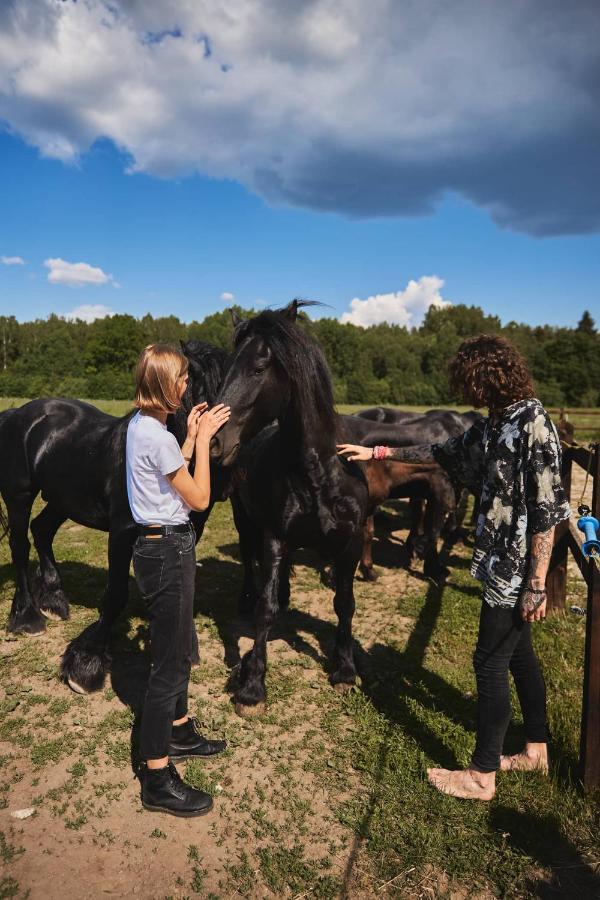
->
xmin=0 ymin=487 xmax=598 ymax=896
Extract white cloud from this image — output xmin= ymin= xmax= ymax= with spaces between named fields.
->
xmin=44 ymin=257 xmax=115 ymax=288
xmin=1 ymin=256 xmax=25 ymax=266
xmin=0 ymin=2 xmax=598 ymax=235
xmin=220 ymin=291 xmax=235 ymax=302
xmin=64 ymin=304 xmax=115 ymax=323
xmin=340 ymin=276 xmax=450 ymax=328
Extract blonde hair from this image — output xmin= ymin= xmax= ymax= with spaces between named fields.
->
xmin=134 ymin=344 xmax=189 ymax=413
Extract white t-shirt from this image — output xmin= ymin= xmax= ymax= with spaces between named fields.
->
xmin=126 ymin=411 xmax=190 ymax=525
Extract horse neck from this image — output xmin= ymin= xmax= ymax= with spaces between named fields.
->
xmin=278 ymin=393 xmax=337 ymax=464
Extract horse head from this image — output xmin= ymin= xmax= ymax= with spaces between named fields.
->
xmin=210 ymin=300 xmax=334 ymax=466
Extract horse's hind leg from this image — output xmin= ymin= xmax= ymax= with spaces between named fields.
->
xmin=358 ymin=514 xmax=378 ymax=581
xmin=61 ymin=526 xmax=134 ymax=694
xmin=5 ymin=491 xmax=46 ymax=635
xmin=30 ymin=505 xmax=70 ymax=621
xmin=331 ymin=536 xmax=361 ymax=690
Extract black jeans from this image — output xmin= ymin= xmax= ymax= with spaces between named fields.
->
xmin=133 ymin=526 xmax=196 ymax=761
xmin=471 ymin=601 xmax=548 ymax=773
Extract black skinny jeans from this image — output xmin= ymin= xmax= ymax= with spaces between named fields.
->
xmin=471 ymin=600 xmax=548 ymax=773
xmin=133 ymin=526 xmax=196 ymax=761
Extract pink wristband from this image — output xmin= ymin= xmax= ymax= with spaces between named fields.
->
xmin=373 ymin=445 xmax=389 ymax=460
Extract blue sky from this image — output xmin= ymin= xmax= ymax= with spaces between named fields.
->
xmin=1 ymin=1 xmax=598 ymax=328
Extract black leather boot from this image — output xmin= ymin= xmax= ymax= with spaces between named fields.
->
xmin=138 ymin=761 xmax=213 ymax=817
xmin=169 ymin=716 xmax=226 ymax=760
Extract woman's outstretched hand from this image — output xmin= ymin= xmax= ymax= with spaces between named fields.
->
xmin=197 ymin=403 xmax=231 ymax=443
xmin=185 ymin=403 xmax=208 ymax=442
xmin=337 ymin=443 xmax=373 ymax=462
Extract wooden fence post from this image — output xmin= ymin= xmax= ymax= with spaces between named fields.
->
xmin=547 ymin=449 xmax=572 ymax=614
xmin=580 ymin=446 xmax=600 ymax=793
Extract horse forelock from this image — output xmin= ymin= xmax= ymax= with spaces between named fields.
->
xmin=235 ymin=306 xmax=336 ymax=435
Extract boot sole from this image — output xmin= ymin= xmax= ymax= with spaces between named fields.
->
xmin=169 ymin=751 xmax=225 ymax=761
xmin=142 ymin=799 xmax=214 ymax=817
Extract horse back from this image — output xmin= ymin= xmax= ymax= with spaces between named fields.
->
xmin=0 ymin=398 xmax=132 ymax=528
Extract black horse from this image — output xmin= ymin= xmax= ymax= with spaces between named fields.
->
xmin=0 ymin=340 xmax=227 ymax=694
xmin=355 ymin=406 xmax=481 ymax=432
xmin=210 ymin=301 xmax=369 ymax=715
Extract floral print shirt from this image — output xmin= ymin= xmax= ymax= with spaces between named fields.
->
xmin=433 ymin=398 xmax=570 ymax=608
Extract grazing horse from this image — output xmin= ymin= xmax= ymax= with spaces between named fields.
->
xmin=211 ymin=301 xmax=369 ymax=715
xmin=0 ymin=341 xmax=227 ymax=694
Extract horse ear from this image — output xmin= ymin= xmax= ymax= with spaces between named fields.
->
xmin=229 ymin=308 xmax=242 ymax=328
xmin=285 ymin=299 xmax=299 ymax=322
xmin=179 ymin=339 xmax=187 ymax=353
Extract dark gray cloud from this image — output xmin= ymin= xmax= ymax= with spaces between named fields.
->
xmin=0 ymin=0 xmax=598 ymax=235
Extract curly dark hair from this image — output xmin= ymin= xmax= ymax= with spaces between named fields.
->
xmin=449 ymin=334 xmax=535 ymax=411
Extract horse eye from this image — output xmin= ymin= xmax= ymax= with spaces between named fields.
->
xmin=254 ymin=367 xmax=265 ymax=376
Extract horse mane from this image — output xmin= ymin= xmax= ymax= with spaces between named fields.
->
xmin=181 ymin=340 xmax=228 ymax=404
xmin=234 ymin=302 xmax=336 ymax=437
xmin=168 ymin=340 xmax=228 ymax=445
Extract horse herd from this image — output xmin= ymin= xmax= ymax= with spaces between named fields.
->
xmin=0 ymin=302 xmax=479 ymax=715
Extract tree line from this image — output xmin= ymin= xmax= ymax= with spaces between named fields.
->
xmin=0 ymin=305 xmax=598 ymax=407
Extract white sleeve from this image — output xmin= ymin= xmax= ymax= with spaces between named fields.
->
xmin=155 ymin=432 xmax=185 ymax=476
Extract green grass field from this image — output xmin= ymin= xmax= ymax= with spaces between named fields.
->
xmin=0 ymin=475 xmax=598 ymax=895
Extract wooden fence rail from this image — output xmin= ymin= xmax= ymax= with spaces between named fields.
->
xmin=547 ymin=442 xmax=600 ymax=793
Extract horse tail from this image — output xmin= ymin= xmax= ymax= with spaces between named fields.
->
xmin=0 ymin=410 xmax=13 ymax=541
xmin=0 ymin=497 xmax=8 ymax=541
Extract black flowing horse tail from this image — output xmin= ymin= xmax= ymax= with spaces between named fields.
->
xmin=0 ymin=498 xmax=8 ymax=542
xmin=0 ymin=410 xmax=14 ymax=541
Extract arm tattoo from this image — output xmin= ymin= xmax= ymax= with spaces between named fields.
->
xmin=386 ymin=444 xmax=436 ymax=463
xmin=528 ymin=528 xmax=555 ymax=585
xmin=519 ymin=526 xmax=555 ymax=616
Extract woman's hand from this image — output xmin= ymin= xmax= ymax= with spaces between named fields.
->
xmin=337 ymin=443 xmax=373 ymax=462
xmin=197 ymin=403 xmax=231 ymax=443
xmin=186 ymin=403 xmax=208 ymax=442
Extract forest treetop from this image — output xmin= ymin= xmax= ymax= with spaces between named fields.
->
xmin=0 ymin=305 xmax=597 ymax=407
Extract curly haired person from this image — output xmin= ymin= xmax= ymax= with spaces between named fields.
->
xmin=338 ymin=335 xmax=570 ymax=801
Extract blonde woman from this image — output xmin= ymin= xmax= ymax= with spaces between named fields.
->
xmin=126 ymin=343 xmax=230 ymax=816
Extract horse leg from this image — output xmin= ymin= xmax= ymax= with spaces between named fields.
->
xmin=422 ymin=494 xmax=450 ymax=581
xmin=331 ymin=536 xmax=361 ymax=690
xmin=30 ymin=505 xmax=70 ymax=621
xmin=358 ymin=514 xmax=378 ymax=581
xmin=234 ymin=534 xmax=283 ymax=716
xmin=61 ymin=527 xmax=134 ymax=694
xmin=407 ymin=498 xmax=426 ymax=561
xmin=277 ymin=551 xmax=292 ymax=610
xmin=232 ymin=494 xmax=259 ymax=615
xmin=5 ymin=490 xmax=46 ymax=635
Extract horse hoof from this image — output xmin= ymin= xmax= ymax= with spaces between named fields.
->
xmin=33 ymin=580 xmax=70 ymax=621
xmin=61 ymin=646 xmax=107 ymax=694
xmin=234 ymin=701 xmax=266 ymax=718
xmin=67 ymin=678 xmax=88 ymax=695
xmin=332 ymin=681 xmax=355 ymax=695
xmin=40 ymin=606 xmax=68 ymax=622
xmin=360 ymin=567 xmax=378 ymax=582
xmin=7 ymin=608 xmax=47 ymax=636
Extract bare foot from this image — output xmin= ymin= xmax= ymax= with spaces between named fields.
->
xmin=500 ymin=745 xmax=549 ymax=773
xmin=427 ymin=767 xmax=495 ymax=801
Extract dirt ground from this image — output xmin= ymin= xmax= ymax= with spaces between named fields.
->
xmin=0 ymin=478 xmax=592 ymax=899
xmin=0 ymin=501 xmax=441 ymax=900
